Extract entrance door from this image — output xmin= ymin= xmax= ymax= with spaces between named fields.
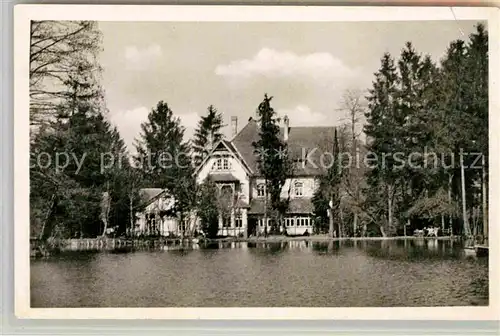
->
xmin=247 ymin=217 xmax=257 ymax=237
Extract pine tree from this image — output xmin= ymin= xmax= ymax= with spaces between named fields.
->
xmin=30 ymin=105 xmax=133 ymax=238
xmin=364 ymin=52 xmax=400 ymax=237
xmin=135 ymin=101 xmax=188 ymax=187
xmin=192 ymin=105 xmax=224 ymax=166
xmin=397 ymin=43 xmax=435 ymax=230
xmin=465 ymin=24 xmax=488 ymax=238
xmin=135 ymin=100 xmax=197 ymax=236
xmin=252 ymin=94 xmax=293 ymax=234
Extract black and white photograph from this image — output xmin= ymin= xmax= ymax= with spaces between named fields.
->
xmin=14 ymin=5 xmax=498 ymax=319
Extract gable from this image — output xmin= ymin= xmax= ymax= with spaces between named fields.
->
xmin=194 ymin=139 xmax=252 ymax=177
xmin=195 ymin=141 xmax=251 ymax=184
xmin=136 ymin=188 xmax=175 ymax=211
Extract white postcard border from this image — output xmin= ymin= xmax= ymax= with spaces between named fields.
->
xmin=14 ymin=4 xmax=500 ymax=320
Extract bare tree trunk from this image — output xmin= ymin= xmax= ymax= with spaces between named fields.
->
xmin=351 ymin=104 xmax=357 ymax=239
xmin=460 ymin=150 xmax=471 ymax=237
xmin=380 ymin=225 xmax=387 ymax=238
xmin=482 ymin=155 xmax=488 ymax=239
xmin=387 ymin=185 xmax=393 ymax=234
xmin=329 ymin=201 xmax=334 ymax=238
xmin=101 ymin=191 xmax=111 ymax=237
xmin=40 ymin=194 xmax=56 ymax=240
xmin=339 ymin=207 xmax=344 ymax=238
xmin=441 ymin=215 xmax=445 ymax=234
xmin=263 ymin=190 xmax=268 ymax=237
xmin=448 ymin=173 xmax=453 ymax=234
xmin=129 ymin=194 xmax=133 ymax=236
xmin=353 ymin=213 xmax=358 ymax=237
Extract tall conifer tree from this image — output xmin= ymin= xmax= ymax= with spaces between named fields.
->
xmin=135 ymin=101 xmax=197 ymax=235
xmin=192 ymin=105 xmax=224 ymax=166
xmin=252 ymin=94 xmax=293 ymax=233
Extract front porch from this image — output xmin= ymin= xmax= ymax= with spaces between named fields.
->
xmin=249 ymin=215 xmax=313 ymax=236
xmin=247 ymin=198 xmax=315 ymax=236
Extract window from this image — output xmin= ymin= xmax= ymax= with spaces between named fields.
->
xmin=212 ymin=157 xmax=231 ymax=171
xmin=295 ymin=217 xmax=311 ymax=227
xmin=223 ymin=158 xmax=230 ymax=170
xmin=294 ymin=182 xmax=304 ymax=197
xmin=285 ymin=218 xmax=294 ymax=227
xmin=222 ymin=216 xmax=231 ymax=228
xmin=257 ymin=183 xmax=266 ymax=197
xmin=146 ymin=214 xmax=157 ymax=234
xmin=235 ymin=215 xmax=243 ymax=228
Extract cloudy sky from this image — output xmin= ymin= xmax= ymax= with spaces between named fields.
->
xmin=98 ymin=20 xmax=481 ymax=152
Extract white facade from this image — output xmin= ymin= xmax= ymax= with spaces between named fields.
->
xmin=134 ymin=118 xmax=330 ymax=237
xmin=195 ymin=143 xmax=250 ymax=237
xmin=252 ymin=177 xmax=317 ymax=199
xmin=134 ymin=192 xmax=196 ymax=237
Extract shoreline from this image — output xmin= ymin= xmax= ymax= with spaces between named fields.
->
xmin=30 ymin=234 xmax=466 ymax=257
xmin=217 ymin=235 xmax=461 ymax=243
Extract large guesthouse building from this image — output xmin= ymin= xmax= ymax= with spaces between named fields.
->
xmin=135 ymin=116 xmax=336 ymax=237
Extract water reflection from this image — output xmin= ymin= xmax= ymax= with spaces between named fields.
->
xmin=31 ymin=238 xmax=488 ymax=308
xmin=85 ymin=238 xmax=481 ymax=262
xmin=148 ymin=238 xmax=481 ymax=262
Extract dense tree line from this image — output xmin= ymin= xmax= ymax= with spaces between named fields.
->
xmin=310 ymin=24 xmax=488 ymax=237
xmin=363 ymin=24 xmax=487 ymax=237
xmin=30 ymin=21 xmax=138 ymax=239
xmin=30 ymin=21 xmax=488 ymax=240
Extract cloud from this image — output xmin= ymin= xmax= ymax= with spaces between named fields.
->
xmin=109 ymin=106 xmax=149 ymax=152
xmin=277 ymin=105 xmax=331 ymax=127
xmin=124 ymin=44 xmax=162 ymax=70
xmin=109 ymin=107 xmax=199 ymax=153
xmin=215 ymin=48 xmax=358 ymax=81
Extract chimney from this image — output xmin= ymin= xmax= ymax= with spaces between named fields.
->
xmin=231 ymin=116 xmax=238 ymax=138
xmin=283 ymin=115 xmax=289 ymax=142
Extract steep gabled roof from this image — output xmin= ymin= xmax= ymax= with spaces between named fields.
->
xmin=137 ymin=188 xmax=168 ymax=209
xmin=231 ymin=119 xmax=337 ymax=176
xmin=193 ymin=138 xmax=252 ymax=176
xmin=283 ymin=126 xmax=337 ymax=176
xmin=231 ymin=119 xmax=260 ymax=174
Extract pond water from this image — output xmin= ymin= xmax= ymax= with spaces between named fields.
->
xmin=30 ymin=239 xmax=488 ymax=307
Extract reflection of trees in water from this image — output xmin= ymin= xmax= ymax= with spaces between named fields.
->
xmin=312 ymin=242 xmax=329 ymax=253
xmin=190 ymin=238 xmax=468 ymax=261
xmin=243 ymin=241 xmax=316 ymax=254
xmin=360 ymin=239 xmax=464 ymax=261
xmin=311 ymin=241 xmax=341 ymax=254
